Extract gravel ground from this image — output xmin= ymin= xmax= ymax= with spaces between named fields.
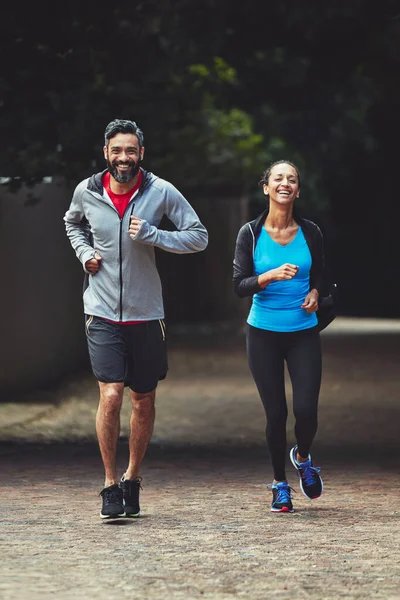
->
xmin=0 ymin=318 xmax=399 ymax=600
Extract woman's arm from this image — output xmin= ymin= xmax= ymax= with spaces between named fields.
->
xmin=233 ymin=225 xmax=263 ymax=297
xmin=233 ymin=225 xmax=260 ymax=297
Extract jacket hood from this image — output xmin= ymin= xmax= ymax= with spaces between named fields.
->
xmin=87 ymin=168 xmax=156 ymax=195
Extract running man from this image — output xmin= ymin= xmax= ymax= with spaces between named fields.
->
xmin=64 ymin=119 xmax=208 ymax=518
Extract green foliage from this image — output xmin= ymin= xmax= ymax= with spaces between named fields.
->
xmin=1 ymin=0 xmax=399 ymax=314
xmin=0 ymin=0 xmax=398 ymax=215
xmin=188 ymin=57 xmax=237 ymax=84
xmin=154 ymin=103 xmax=269 ymax=187
xmin=153 ymin=57 xmax=267 ymax=188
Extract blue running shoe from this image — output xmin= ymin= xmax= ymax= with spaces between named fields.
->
xmin=290 ymin=445 xmax=323 ymax=499
xmin=267 ymin=482 xmax=295 ymax=513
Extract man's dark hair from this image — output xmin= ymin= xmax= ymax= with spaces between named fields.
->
xmin=104 ymin=119 xmax=144 ymax=148
xmin=259 ymin=160 xmax=301 ymax=189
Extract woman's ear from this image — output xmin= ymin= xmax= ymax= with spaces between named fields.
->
xmin=263 ymin=184 xmax=269 ymax=196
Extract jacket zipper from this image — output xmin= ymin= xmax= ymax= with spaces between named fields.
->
xmin=119 ymin=218 xmax=123 ymax=320
xmin=89 ymin=183 xmax=144 ymax=321
xmin=119 ymin=199 xmax=138 ymax=320
xmin=248 ymin=223 xmax=255 ymax=258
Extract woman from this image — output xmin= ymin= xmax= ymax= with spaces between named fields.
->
xmin=233 ymin=160 xmax=326 ymax=513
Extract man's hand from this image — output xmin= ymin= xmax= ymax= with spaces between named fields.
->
xmin=301 ymin=289 xmax=319 ymax=313
xmin=129 ymin=216 xmax=144 ymax=237
xmin=85 ymin=251 xmax=102 ymax=274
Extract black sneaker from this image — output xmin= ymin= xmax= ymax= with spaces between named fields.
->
xmin=290 ymin=445 xmax=323 ymax=499
xmin=268 ymin=482 xmax=295 ymax=513
xmin=120 ymin=475 xmax=142 ymax=517
xmin=99 ymin=484 xmax=125 ymax=519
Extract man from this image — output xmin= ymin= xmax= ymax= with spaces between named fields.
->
xmin=64 ymin=119 xmax=208 ymax=519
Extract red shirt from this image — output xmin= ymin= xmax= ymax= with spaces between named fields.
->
xmin=102 ymin=170 xmax=145 ymax=325
xmin=103 ymin=170 xmax=143 ymax=218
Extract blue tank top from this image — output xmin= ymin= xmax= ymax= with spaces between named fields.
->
xmin=247 ymin=226 xmax=318 ymax=332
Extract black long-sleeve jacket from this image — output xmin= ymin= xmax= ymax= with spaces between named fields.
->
xmin=233 ymin=208 xmax=325 ymax=298
xmin=233 ymin=209 xmax=336 ymax=331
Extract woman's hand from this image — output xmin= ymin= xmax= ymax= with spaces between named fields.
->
xmin=258 ymin=263 xmax=299 ymax=289
xmin=301 ymin=289 xmax=319 ymax=313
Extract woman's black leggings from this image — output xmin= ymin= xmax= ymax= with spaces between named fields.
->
xmin=246 ymin=324 xmax=322 ymax=481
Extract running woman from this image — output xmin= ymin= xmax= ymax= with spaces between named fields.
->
xmin=233 ymin=160 xmax=326 ymax=513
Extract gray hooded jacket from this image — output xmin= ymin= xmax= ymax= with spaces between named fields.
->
xmin=64 ymin=169 xmax=208 ymax=321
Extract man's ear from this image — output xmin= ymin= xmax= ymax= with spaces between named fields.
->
xmin=103 ymin=145 xmax=108 ymax=160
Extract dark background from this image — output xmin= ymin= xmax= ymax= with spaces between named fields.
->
xmin=1 ymin=0 xmax=399 ymax=394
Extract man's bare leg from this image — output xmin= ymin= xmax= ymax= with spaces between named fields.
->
xmin=96 ymin=381 xmax=124 ymax=487
xmin=124 ymin=389 xmax=156 ymax=480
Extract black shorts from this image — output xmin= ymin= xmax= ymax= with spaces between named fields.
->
xmin=85 ymin=316 xmax=168 ymax=393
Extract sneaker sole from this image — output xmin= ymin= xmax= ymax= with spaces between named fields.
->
xmin=289 ymin=446 xmax=323 ymax=500
xmin=271 ymin=507 xmax=294 ymax=513
xmin=123 ymin=511 xmax=140 ymax=518
xmin=100 ymin=512 xmax=125 ymax=519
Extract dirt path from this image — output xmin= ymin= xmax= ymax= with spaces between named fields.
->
xmin=0 ymin=319 xmax=399 ymax=599
xmin=1 ymin=445 xmax=399 ymax=600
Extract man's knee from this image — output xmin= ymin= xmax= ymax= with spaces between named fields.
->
xmin=130 ymin=390 xmax=155 ymax=413
xmin=99 ymin=383 xmax=124 ymax=413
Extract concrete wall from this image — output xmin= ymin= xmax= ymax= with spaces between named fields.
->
xmin=0 ymin=180 xmax=248 ymax=396
xmin=0 ymin=180 xmax=88 ymax=396
xmin=157 ymin=191 xmax=249 ymax=325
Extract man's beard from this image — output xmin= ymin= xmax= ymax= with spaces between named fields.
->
xmin=107 ymin=158 xmax=141 ymax=183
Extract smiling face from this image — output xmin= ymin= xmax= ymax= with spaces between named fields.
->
xmin=104 ymin=133 xmax=145 ymax=184
xmin=263 ymin=163 xmax=300 ymax=206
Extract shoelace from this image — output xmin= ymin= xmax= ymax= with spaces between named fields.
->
xmin=267 ymin=483 xmax=296 ymax=505
xmin=299 ymin=464 xmax=321 ymax=487
xmin=102 ymin=489 xmax=121 ymax=505
xmin=121 ymin=475 xmax=143 ymax=490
